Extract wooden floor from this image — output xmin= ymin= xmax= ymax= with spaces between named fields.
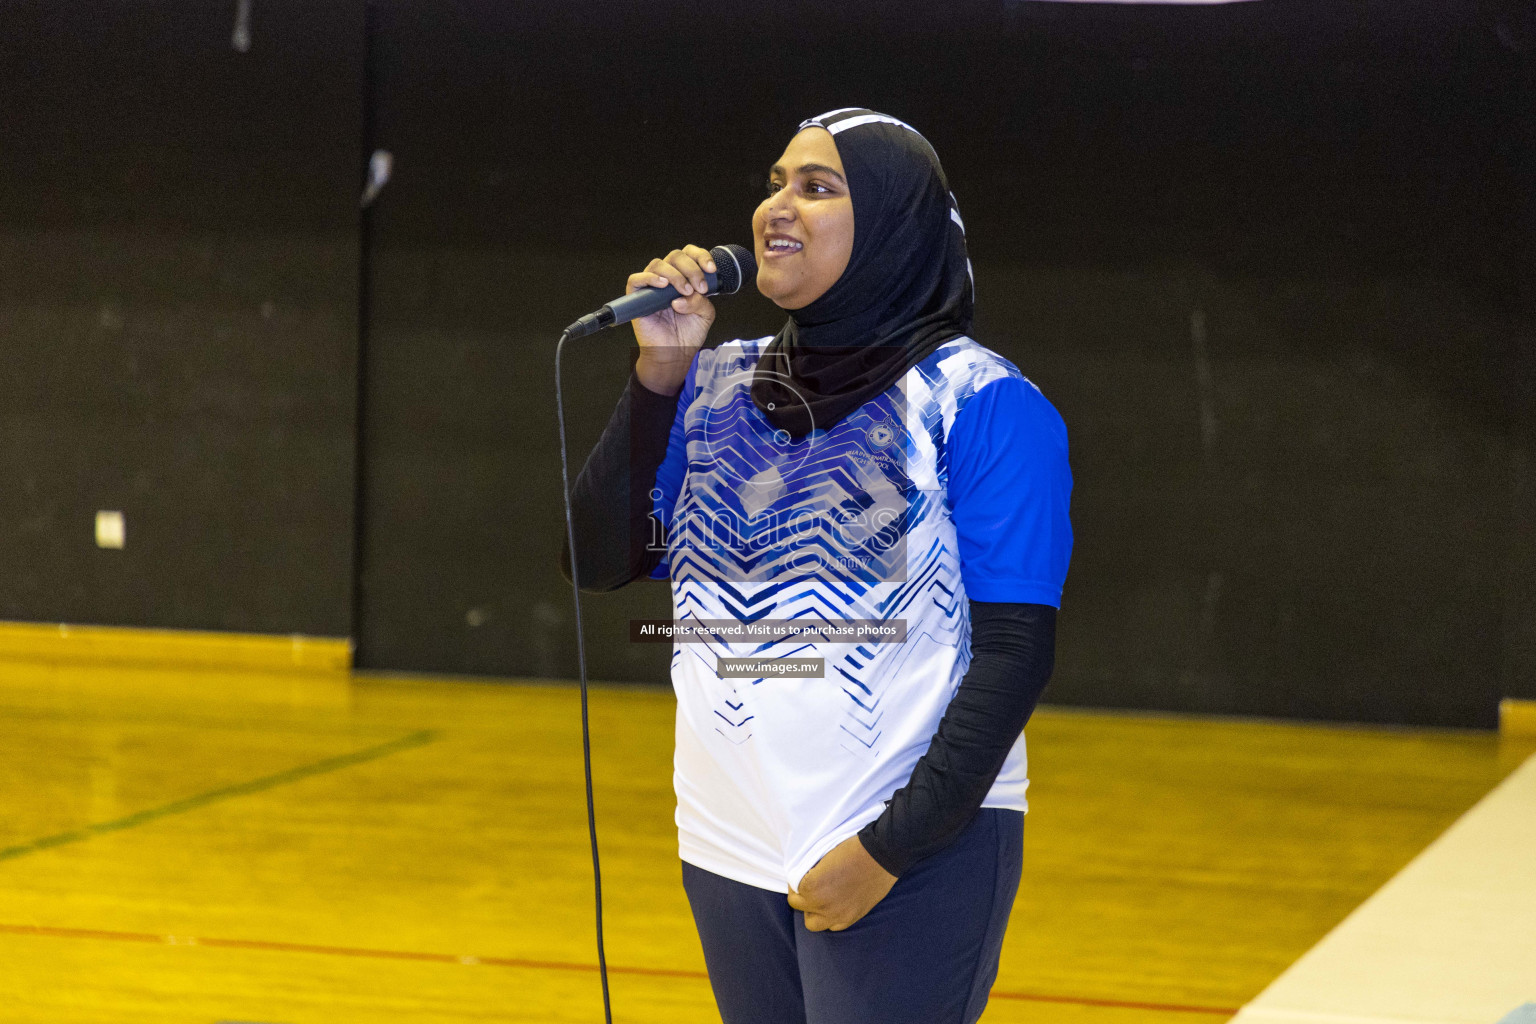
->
xmin=0 ymin=661 xmax=1529 ymax=1024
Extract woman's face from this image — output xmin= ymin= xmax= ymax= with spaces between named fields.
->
xmin=753 ymin=127 xmax=855 ymax=310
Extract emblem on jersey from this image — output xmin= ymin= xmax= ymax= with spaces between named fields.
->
xmin=866 ymin=421 xmax=896 ymax=449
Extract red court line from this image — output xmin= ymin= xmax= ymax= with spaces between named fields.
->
xmin=0 ymin=923 xmax=710 ymax=980
xmin=0 ymin=922 xmax=1239 ymax=1015
xmin=990 ymin=988 xmax=1239 ymax=1015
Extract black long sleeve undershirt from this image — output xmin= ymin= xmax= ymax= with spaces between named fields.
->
xmin=559 ymin=370 xmax=679 ymax=592
xmin=558 ymin=370 xmax=1059 ymax=877
xmin=856 ymin=600 xmax=1056 ymax=877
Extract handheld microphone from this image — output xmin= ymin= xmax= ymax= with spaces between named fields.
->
xmin=563 ymin=244 xmax=755 ymax=339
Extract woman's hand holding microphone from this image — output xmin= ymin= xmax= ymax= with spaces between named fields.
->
xmin=630 ymin=244 xmax=718 ymax=396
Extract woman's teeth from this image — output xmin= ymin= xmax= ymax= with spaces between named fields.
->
xmin=768 ymin=239 xmax=802 ymax=252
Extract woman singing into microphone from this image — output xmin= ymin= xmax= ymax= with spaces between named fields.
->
xmin=561 ymin=108 xmax=1073 ymax=1024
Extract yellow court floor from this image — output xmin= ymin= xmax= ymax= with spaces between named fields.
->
xmin=0 ymin=661 xmax=1529 ymax=1024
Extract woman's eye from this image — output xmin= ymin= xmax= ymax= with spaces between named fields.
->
xmin=765 ymin=180 xmax=783 ymax=195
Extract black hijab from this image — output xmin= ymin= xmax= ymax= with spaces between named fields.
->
xmin=750 ymin=109 xmax=974 ymax=438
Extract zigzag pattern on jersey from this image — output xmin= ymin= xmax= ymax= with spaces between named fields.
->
xmin=671 ymin=534 xmax=967 ymax=755
xmin=669 ymin=336 xmax=918 ymax=586
xmin=663 ymin=336 xmax=1030 ymax=755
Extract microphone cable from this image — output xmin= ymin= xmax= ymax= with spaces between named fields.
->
xmin=551 ymin=245 xmax=752 ymax=1024
xmin=554 ymin=326 xmax=614 ymax=1024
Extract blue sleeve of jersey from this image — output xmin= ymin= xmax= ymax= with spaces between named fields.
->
xmin=645 ymin=350 xmax=701 ymax=581
xmin=946 ymin=376 xmax=1073 ymax=606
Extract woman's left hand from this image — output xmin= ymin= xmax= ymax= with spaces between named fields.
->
xmin=788 ymin=835 xmax=898 ymax=932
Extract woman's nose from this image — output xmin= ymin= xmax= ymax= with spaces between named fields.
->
xmin=764 ymin=194 xmax=795 ymax=224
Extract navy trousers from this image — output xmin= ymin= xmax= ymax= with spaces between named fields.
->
xmin=681 ymin=808 xmax=1024 ymax=1024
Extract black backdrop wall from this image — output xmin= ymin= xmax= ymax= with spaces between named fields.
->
xmin=0 ymin=0 xmax=363 ymax=636
xmin=3 ymin=0 xmax=1532 ymax=726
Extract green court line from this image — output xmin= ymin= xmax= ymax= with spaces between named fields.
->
xmin=0 ymin=729 xmax=438 ymax=862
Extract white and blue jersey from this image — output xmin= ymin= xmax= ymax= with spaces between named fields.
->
xmin=648 ymin=335 xmax=1072 ymax=893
